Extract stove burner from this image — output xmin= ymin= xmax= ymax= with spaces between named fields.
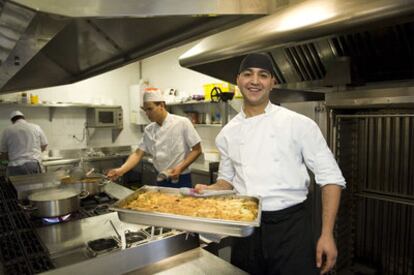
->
xmin=144 ymin=226 xmax=172 ymax=236
xmin=93 ymin=204 xmax=111 ymax=215
xmin=125 ymin=230 xmax=148 ymax=247
xmin=42 ymin=214 xmax=71 ymax=224
xmin=87 ymin=237 xmax=119 ymax=257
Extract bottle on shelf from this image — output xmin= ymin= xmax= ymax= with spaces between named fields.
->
xmin=21 ymin=92 xmax=29 ymax=104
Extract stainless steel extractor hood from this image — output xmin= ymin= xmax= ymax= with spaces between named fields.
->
xmin=180 ymin=0 xmax=414 ymax=92
xmin=0 ymin=0 xmax=270 ymax=93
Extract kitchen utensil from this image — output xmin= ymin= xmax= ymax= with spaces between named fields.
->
xmin=179 ymin=187 xmax=236 ymax=197
xmin=86 ymin=168 xmax=95 ymax=177
xmin=69 ymin=166 xmax=86 ymax=180
xmin=156 ymin=170 xmax=178 ymax=183
xmin=24 ymin=187 xmax=89 ymax=217
xmin=79 ymin=177 xmax=106 ymax=196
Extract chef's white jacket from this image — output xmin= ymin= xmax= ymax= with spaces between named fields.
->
xmin=138 ymin=113 xmax=201 ymax=174
xmin=0 ymin=120 xmax=48 ymax=166
xmin=216 ymin=102 xmax=346 ymax=211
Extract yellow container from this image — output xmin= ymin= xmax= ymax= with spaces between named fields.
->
xmin=203 ymin=82 xmax=233 ymax=101
xmin=30 ymin=94 xmax=39 ymax=104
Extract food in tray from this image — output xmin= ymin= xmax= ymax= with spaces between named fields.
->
xmin=122 ymin=191 xmax=258 ymax=222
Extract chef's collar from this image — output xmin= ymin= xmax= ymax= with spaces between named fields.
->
xmin=240 ymin=101 xmax=275 ymax=118
xmin=157 ymin=112 xmax=171 ymax=127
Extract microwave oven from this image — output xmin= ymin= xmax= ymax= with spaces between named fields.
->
xmin=86 ymin=107 xmax=123 ymax=129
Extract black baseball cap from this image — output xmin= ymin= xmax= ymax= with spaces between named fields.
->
xmin=238 ymin=53 xmax=275 ymax=77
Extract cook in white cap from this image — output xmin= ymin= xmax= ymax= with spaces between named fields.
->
xmin=107 ymin=89 xmax=202 ymax=188
xmin=0 ymin=110 xmax=48 ymax=176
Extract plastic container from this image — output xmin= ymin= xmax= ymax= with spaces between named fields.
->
xmin=21 ymin=92 xmax=29 ymax=104
xmin=30 ymin=94 xmax=39 ymax=104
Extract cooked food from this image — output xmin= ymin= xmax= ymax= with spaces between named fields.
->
xmin=60 ymin=176 xmax=77 ymax=184
xmin=81 ymin=178 xmax=101 ymax=183
xmin=61 ymin=176 xmax=101 ymax=184
xmin=123 ymin=191 xmax=258 ymax=222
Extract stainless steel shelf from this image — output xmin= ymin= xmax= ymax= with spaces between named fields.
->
xmin=167 ymin=101 xmax=219 ymax=106
xmin=0 ymin=101 xmax=121 ymax=121
xmin=194 ymin=123 xmax=222 ymax=127
xmin=0 ymin=101 xmax=121 ymax=108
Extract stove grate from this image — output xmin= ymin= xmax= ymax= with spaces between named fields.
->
xmin=0 ymin=202 xmax=7 ymax=214
xmin=28 ymin=255 xmax=54 ymax=273
xmin=10 ymin=212 xmax=32 ymax=230
xmin=0 ymin=214 xmax=14 ymax=235
xmin=0 ymin=232 xmax=25 ymax=262
xmin=19 ymin=230 xmax=48 ymax=255
xmin=3 ymin=259 xmax=32 ymax=275
xmin=5 ymin=200 xmax=20 ymax=212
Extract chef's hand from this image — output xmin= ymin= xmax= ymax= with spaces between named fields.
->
xmin=316 ymin=233 xmax=337 ymax=274
xmin=167 ymin=168 xmax=181 ymax=182
xmin=107 ymin=168 xmax=123 ymax=181
xmin=194 ymin=184 xmax=209 ymax=193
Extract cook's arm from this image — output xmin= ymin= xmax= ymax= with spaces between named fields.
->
xmin=41 ymin=145 xmax=48 ymax=152
xmin=316 ymin=184 xmax=342 ymax=274
xmin=195 ymin=179 xmax=233 ymax=192
xmin=107 ymin=149 xmax=145 ymax=180
xmin=169 ymin=143 xmax=202 ymax=179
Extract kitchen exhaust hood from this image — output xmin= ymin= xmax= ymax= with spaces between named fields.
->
xmin=0 ymin=0 xmax=269 ymax=94
xmin=180 ymin=0 xmax=414 ymax=93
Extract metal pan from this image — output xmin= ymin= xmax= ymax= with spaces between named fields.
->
xmin=24 ymin=187 xmax=88 ymax=217
xmin=61 ymin=176 xmax=107 ymax=196
xmin=110 ymin=186 xmax=261 ymax=237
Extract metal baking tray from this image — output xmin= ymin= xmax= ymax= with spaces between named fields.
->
xmin=110 ymin=186 xmax=262 ymax=237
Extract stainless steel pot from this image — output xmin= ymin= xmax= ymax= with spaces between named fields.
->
xmin=26 ymin=187 xmax=88 ymax=217
xmin=79 ymin=177 xmax=106 ymax=196
xmin=61 ymin=175 xmax=107 ymax=196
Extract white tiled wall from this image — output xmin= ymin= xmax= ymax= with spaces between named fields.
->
xmin=0 ymin=40 xmax=224 ymax=152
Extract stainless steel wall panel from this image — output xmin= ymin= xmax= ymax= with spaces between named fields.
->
xmin=334 ymin=110 xmax=414 ymax=274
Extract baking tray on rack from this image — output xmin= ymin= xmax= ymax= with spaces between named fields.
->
xmin=110 ymin=186 xmax=261 ymax=237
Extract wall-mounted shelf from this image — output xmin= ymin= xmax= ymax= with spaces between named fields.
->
xmin=0 ymin=101 xmax=121 ymax=121
xmin=166 ymin=101 xmax=216 ymax=107
xmin=194 ymin=123 xmax=222 ymax=127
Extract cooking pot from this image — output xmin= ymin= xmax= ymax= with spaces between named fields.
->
xmin=78 ymin=177 xmax=107 ymax=196
xmin=61 ymin=175 xmax=107 ymax=196
xmin=25 ymin=187 xmax=88 ymax=217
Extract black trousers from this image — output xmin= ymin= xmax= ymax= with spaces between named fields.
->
xmin=231 ymin=203 xmax=319 ymax=275
xmin=7 ymin=161 xmax=42 ymax=176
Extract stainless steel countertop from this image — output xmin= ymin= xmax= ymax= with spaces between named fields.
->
xmin=126 ymin=248 xmax=247 ymax=275
xmin=104 ymin=181 xmax=134 ymax=200
xmin=38 ymin=211 xmax=202 ymax=274
xmin=36 ymin=212 xmax=147 ymax=257
xmin=9 ymin=171 xmax=66 ymax=199
xmin=42 ymin=154 xmax=130 ymax=166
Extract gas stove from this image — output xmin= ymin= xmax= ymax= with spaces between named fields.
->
xmin=29 ymin=192 xmax=118 ymax=228
xmin=85 ymin=225 xmax=175 ymax=258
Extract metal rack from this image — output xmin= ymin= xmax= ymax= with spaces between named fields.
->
xmin=334 ymin=111 xmax=414 ymax=274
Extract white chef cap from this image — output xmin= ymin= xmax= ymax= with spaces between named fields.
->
xmin=143 ymin=89 xmax=164 ymax=102
xmin=10 ymin=110 xmax=24 ymax=120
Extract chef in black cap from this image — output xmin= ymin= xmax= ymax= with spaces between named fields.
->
xmin=196 ymin=53 xmax=345 ymax=274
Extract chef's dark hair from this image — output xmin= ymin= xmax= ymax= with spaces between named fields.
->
xmin=11 ymin=115 xmax=24 ymax=123
xmin=238 ymin=53 xmax=276 ymax=77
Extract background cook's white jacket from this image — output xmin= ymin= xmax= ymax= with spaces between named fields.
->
xmin=138 ymin=113 xmax=201 ymax=174
xmin=216 ymin=103 xmax=346 ymax=211
xmin=0 ymin=120 xmax=48 ymax=166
